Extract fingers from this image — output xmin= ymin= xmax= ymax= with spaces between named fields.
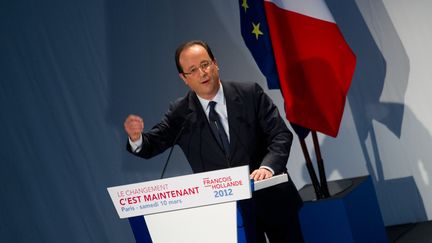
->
xmin=250 ymin=168 xmax=273 ymax=181
xmin=124 ymin=114 xmax=144 ymax=141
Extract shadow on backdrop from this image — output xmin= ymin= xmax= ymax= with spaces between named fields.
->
xmin=312 ymin=0 xmax=428 ymax=225
xmin=1 ymin=0 xmax=135 ymax=242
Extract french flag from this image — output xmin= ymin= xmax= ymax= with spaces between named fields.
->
xmin=240 ymin=0 xmax=356 ymax=137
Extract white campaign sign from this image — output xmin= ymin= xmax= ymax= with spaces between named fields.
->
xmin=107 ymin=166 xmax=252 ymax=218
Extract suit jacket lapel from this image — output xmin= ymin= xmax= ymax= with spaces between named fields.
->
xmin=188 ymin=92 xmax=226 ymax=153
xmin=223 ymin=82 xmax=246 ymax=160
xmin=187 ymin=84 xmax=246 ymax=165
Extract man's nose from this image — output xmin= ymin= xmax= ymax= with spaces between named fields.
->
xmin=198 ymin=68 xmax=207 ymax=77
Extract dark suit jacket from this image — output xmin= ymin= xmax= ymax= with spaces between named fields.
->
xmin=127 ymin=81 xmax=293 ymax=175
xmin=127 ymin=81 xmax=304 ymax=242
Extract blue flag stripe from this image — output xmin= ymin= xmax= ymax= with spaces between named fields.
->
xmin=239 ymin=0 xmax=280 ymax=89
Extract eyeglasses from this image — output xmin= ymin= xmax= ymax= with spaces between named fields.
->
xmin=183 ymin=60 xmax=213 ymax=77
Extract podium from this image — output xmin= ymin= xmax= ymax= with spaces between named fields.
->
xmin=108 ymin=166 xmax=289 ymax=243
xmin=108 ymin=166 xmax=249 ymax=243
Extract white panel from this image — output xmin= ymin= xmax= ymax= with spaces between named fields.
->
xmin=145 ymin=202 xmax=237 ymax=243
xmin=265 ymin=0 xmax=335 ymax=22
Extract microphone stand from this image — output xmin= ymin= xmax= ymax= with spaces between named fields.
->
xmin=160 ymin=125 xmax=186 ymax=179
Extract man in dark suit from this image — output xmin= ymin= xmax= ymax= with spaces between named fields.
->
xmin=124 ymin=40 xmax=304 ymax=243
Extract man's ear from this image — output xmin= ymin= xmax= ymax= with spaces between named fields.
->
xmin=179 ymin=73 xmax=188 ymax=85
xmin=213 ymin=58 xmax=219 ymax=70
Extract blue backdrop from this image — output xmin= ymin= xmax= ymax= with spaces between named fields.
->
xmin=1 ymin=0 xmax=429 ymax=242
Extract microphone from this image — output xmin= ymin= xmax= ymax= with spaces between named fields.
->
xmin=160 ymin=124 xmax=186 ymax=179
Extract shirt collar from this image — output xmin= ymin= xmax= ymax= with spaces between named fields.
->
xmin=196 ymin=82 xmax=226 ymax=111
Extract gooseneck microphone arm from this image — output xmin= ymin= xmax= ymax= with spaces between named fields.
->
xmin=160 ymin=125 xmax=186 ymax=179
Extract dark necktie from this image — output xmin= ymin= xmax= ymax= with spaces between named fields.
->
xmin=208 ymin=101 xmax=230 ymax=155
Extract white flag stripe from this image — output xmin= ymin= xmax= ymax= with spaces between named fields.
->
xmin=264 ymin=0 xmax=335 ymax=23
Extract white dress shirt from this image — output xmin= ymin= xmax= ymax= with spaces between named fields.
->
xmin=195 ymin=83 xmax=230 ymax=141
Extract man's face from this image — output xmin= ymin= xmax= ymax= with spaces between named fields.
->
xmin=178 ymin=45 xmax=220 ymax=100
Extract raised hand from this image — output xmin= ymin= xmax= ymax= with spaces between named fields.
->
xmin=124 ymin=114 xmax=144 ymax=141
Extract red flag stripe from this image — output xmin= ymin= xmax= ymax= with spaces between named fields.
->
xmin=264 ymin=2 xmax=356 ymax=137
